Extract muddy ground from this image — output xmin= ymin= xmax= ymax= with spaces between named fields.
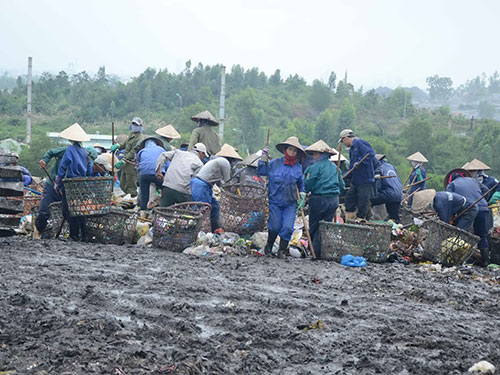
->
xmin=1 ymin=237 xmax=499 ymax=374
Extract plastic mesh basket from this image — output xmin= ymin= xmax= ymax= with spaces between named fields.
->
xmin=420 ymin=218 xmax=479 ymax=266
xmin=219 ymin=183 xmax=267 ymax=235
xmin=63 ymin=177 xmax=113 ymax=217
xmin=86 ymin=209 xmax=138 ymax=245
xmin=152 ymin=202 xmax=211 ymax=252
xmin=320 ymin=221 xmax=392 ymax=263
xmin=31 ymin=202 xmax=69 ymax=239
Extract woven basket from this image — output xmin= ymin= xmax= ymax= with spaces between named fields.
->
xmin=420 ymin=218 xmax=479 ymax=266
xmin=86 ymin=209 xmax=138 ymax=245
xmin=63 ymin=177 xmax=113 ymax=217
xmin=219 ymin=183 xmax=267 ymax=235
xmin=31 ymin=202 xmax=69 ymax=239
xmin=320 ymin=221 xmax=392 ymax=263
xmin=152 ymin=202 xmax=211 ymax=252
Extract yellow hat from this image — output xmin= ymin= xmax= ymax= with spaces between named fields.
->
xmin=155 ymin=124 xmax=181 ymax=139
xmin=216 ymin=143 xmax=243 ymax=160
xmin=463 ymin=159 xmax=491 ymax=171
xmin=305 ymin=140 xmax=336 ymax=155
xmin=59 ymin=123 xmax=91 ymax=142
xmin=407 ymin=152 xmax=428 ymax=163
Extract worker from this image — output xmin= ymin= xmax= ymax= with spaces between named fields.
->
xmin=406 ymin=151 xmax=428 ymax=209
xmin=92 ymin=153 xmax=113 ymax=176
xmin=156 ymin=143 xmax=207 ymax=207
xmin=53 ymin=123 xmax=93 ymax=242
xmin=136 ymin=137 xmax=166 ymax=217
xmin=304 ymin=140 xmax=345 ymax=259
xmin=371 ymin=154 xmax=403 ymax=223
xmin=155 ymin=124 xmax=181 ymax=151
xmin=10 ymin=154 xmax=32 ymax=186
xmin=463 ymin=159 xmax=500 ymax=204
xmin=188 ymin=110 xmax=221 ymax=156
xmin=110 ymin=117 xmax=144 ymax=197
xmin=233 ymin=152 xmax=265 ymax=186
xmin=446 ymin=171 xmax=490 ymax=266
xmin=412 ymin=189 xmax=478 ymax=232
xmin=339 ymin=129 xmax=375 ymax=221
xmin=191 ymin=144 xmax=243 ymax=233
xmin=258 ymin=136 xmax=306 ymax=258
xmin=93 ymin=143 xmax=107 ymax=155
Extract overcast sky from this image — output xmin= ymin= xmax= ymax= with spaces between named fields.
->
xmin=1 ymin=0 xmax=499 ymax=89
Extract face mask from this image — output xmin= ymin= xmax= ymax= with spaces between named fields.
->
xmin=476 ymin=175 xmax=484 ymax=184
xmin=129 ymin=124 xmax=144 ymax=133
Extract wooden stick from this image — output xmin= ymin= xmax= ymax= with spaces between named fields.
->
xmin=336 ymin=144 xmax=342 ymax=179
xmin=111 ymin=121 xmax=115 ymax=179
xmin=297 ymin=187 xmax=316 ymax=259
xmin=403 ymin=165 xmax=417 ymax=186
xmin=41 ymin=166 xmax=56 ymax=186
xmin=452 ymin=181 xmax=500 ymax=222
xmin=404 ymin=176 xmax=432 ymax=190
xmin=377 ymin=175 xmax=397 ymax=180
xmin=342 ymin=153 xmax=370 ymax=179
xmin=401 ymin=187 xmax=421 ymax=204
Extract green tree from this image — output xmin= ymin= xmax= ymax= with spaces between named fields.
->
xmin=401 ymin=117 xmax=435 ymax=161
xmin=478 ymin=100 xmax=496 ymax=119
xmin=328 ymin=71 xmax=337 ymax=90
xmin=426 ymin=75 xmax=453 ymax=102
xmin=314 ymin=109 xmax=339 ymax=145
xmin=338 ymin=98 xmax=356 ymax=130
xmin=309 ymin=80 xmax=332 ymax=113
xmin=232 ymin=88 xmax=264 ymax=152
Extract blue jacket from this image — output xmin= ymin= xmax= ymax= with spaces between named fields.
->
xmin=433 ymin=191 xmax=468 ymax=223
xmin=373 ymin=160 xmax=403 ymax=202
xmin=57 ymin=143 xmax=92 ymax=179
xmin=258 ymin=157 xmax=305 ymax=205
xmin=446 ymin=176 xmax=488 ymax=212
xmin=409 ymin=166 xmax=426 ymax=194
xmin=347 ymin=138 xmax=375 ymax=185
xmin=137 ymin=144 xmax=166 ymax=176
xmin=481 ymin=175 xmax=500 ymax=201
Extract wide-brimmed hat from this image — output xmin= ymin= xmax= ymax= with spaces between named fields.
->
xmin=94 ymin=153 xmax=113 ymax=172
xmin=443 ymin=168 xmax=472 ymax=189
xmin=407 ymin=152 xmax=428 ymax=163
xmin=305 ymin=140 xmax=337 ymax=155
xmin=375 ymin=154 xmax=386 ymax=161
xmin=193 ymin=143 xmax=208 ymax=155
xmin=137 ymin=136 xmax=165 ymax=150
xmin=241 ymin=152 xmax=261 ymax=167
xmin=412 ymin=189 xmax=437 ymax=213
xmin=93 ymin=143 xmax=106 ymax=150
xmin=59 ymin=123 xmax=91 ymax=142
xmin=155 ymin=124 xmax=181 ymax=140
xmin=329 ymin=153 xmax=347 ymax=162
xmin=276 ymin=136 xmax=306 ymax=157
xmin=114 ymin=134 xmax=128 ymax=146
xmin=191 ymin=110 xmax=219 ymax=126
xmin=338 ymin=129 xmax=354 ymax=143
xmin=216 ymin=143 xmax=243 ymax=160
xmin=463 ymin=159 xmax=491 ymax=171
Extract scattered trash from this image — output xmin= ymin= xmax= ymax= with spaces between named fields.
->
xmin=468 ymin=360 xmax=495 ymax=374
xmin=311 ymin=278 xmax=320 ymax=284
xmin=341 ymin=254 xmax=367 ymax=267
xmin=297 ymin=320 xmax=325 ymax=332
xmin=340 ymin=299 xmax=349 ymax=306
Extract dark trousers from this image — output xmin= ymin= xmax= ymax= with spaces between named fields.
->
xmin=371 ymin=197 xmax=401 ymax=223
xmin=309 ymin=195 xmax=339 ymax=259
xmin=120 ymin=162 xmax=138 ymax=197
xmin=474 ymin=210 xmax=490 ymax=249
xmin=345 ymin=183 xmax=373 ymax=219
xmin=190 ymin=177 xmax=220 ymax=232
xmin=35 ymin=183 xmax=62 ymax=232
xmin=160 ymin=186 xmax=191 ymax=207
xmin=139 ymin=174 xmax=163 ymax=210
xmin=61 ymin=186 xmax=87 ymax=241
xmin=455 ymin=204 xmax=478 ymax=233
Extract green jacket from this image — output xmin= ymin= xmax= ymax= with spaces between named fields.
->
xmin=41 ymin=146 xmax=67 ymax=185
xmin=119 ymin=132 xmax=144 ymax=161
xmin=188 ymin=126 xmax=221 ymax=155
xmin=304 ymin=155 xmax=345 ymax=196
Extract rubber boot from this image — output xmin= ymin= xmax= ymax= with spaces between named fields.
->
xmin=277 ymin=239 xmax=289 ymax=259
xmin=479 ymin=248 xmax=490 ymax=267
xmin=33 ymin=226 xmax=42 ymax=239
xmin=263 ymin=232 xmax=278 ymax=256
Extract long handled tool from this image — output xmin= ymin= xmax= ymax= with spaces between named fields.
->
xmin=336 ymin=144 xmax=342 ymax=179
xmin=297 ymin=187 xmax=316 ymax=259
xmin=403 ymin=165 xmax=417 ymax=186
xmin=404 ymin=176 xmax=431 ymax=191
xmin=401 ymin=187 xmax=422 ymax=204
xmin=41 ymin=166 xmax=56 ymax=186
xmin=111 ymin=121 xmax=115 ymax=179
xmin=451 ymin=181 xmax=500 ymax=223
xmin=342 ymin=153 xmax=370 ymax=180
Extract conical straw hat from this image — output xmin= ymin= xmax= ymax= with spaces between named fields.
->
xmin=216 ymin=143 xmax=242 ymax=160
xmin=94 ymin=153 xmax=113 ymax=172
xmin=329 ymin=153 xmax=347 ymax=162
xmin=191 ymin=110 xmax=219 ymax=126
xmin=155 ymin=124 xmax=181 ymax=139
xmin=463 ymin=159 xmax=491 ymax=171
xmin=276 ymin=136 xmax=306 ymax=157
xmin=59 ymin=123 xmax=90 ymax=142
xmin=443 ymin=168 xmax=472 ymax=189
xmin=137 ymin=136 xmax=165 ymax=150
xmin=461 ymin=162 xmax=471 ymax=169
xmin=305 ymin=140 xmax=336 ymax=154
xmin=407 ymin=151 xmax=428 ymax=163
xmin=412 ymin=189 xmax=436 ymax=213
xmin=241 ymin=152 xmax=260 ymax=167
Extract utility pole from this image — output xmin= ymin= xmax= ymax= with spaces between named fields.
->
xmin=219 ymin=65 xmax=226 ymax=141
xmin=26 ymin=56 xmax=32 ymax=144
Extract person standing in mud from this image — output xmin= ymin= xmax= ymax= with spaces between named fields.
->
xmin=53 ymin=123 xmax=93 ymax=242
xmin=110 ymin=117 xmax=144 ymax=197
xmin=258 ymin=136 xmax=306 ymax=258
xmin=304 ymin=140 xmax=345 ymax=259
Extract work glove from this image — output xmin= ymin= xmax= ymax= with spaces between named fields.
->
xmin=415 ymin=167 xmax=422 ymax=180
xmin=114 ymin=160 xmax=124 ymax=169
xmin=39 ymin=160 xmax=46 ymax=169
xmin=297 ymin=192 xmax=306 ymax=212
xmin=54 ymin=176 xmax=62 ymax=195
xmin=375 ymin=174 xmax=381 ymax=180
xmin=261 ymin=146 xmax=269 ymax=162
xmin=110 ymin=144 xmax=120 ymax=152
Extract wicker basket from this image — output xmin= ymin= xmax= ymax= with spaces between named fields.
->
xmin=152 ymin=202 xmax=211 ymax=252
xmin=31 ymin=202 xmax=69 ymax=239
xmin=86 ymin=209 xmax=138 ymax=245
xmin=63 ymin=177 xmax=113 ymax=217
xmin=320 ymin=221 xmax=392 ymax=263
xmin=219 ymin=183 xmax=267 ymax=235
xmin=420 ymin=218 xmax=479 ymax=266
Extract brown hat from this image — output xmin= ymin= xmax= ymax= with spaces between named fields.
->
xmin=155 ymin=124 xmax=181 ymax=140
xmin=137 ymin=136 xmax=165 ymax=150
xmin=407 ymin=152 xmax=428 ymax=163
xmin=276 ymin=136 xmax=306 ymax=157
xmin=216 ymin=143 xmax=243 ymax=160
xmin=59 ymin=123 xmax=91 ymax=142
xmin=412 ymin=189 xmax=436 ymax=213
xmin=305 ymin=140 xmax=337 ymax=155
xmin=443 ymin=168 xmax=472 ymax=189
xmin=463 ymin=159 xmax=491 ymax=171
xmin=191 ymin=110 xmax=219 ymax=126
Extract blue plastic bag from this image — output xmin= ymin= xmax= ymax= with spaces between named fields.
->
xmin=341 ymin=254 xmax=367 ymax=267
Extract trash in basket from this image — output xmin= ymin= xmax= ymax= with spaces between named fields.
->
xmin=63 ymin=177 xmax=113 ymax=217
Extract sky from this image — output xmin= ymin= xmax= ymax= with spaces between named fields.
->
xmin=1 ymin=0 xmax=499 ymax=89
